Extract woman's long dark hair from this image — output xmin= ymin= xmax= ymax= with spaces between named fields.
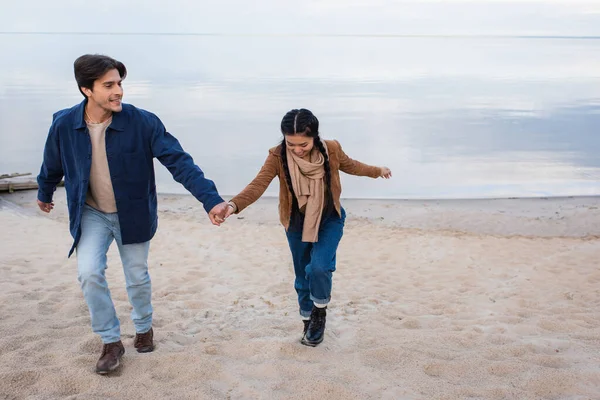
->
xmin=279 ymin=109 xmax=331 ymax=194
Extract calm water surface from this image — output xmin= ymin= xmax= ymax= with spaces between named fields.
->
xmin=1 ymin=34 xmax=599 ymax=199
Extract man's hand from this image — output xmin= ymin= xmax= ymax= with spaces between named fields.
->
xmin=379 ymin=167 xmax=392 ymax=179
xmin=208 ymin=201 xmax=229 ymax=226
xmin=37 ymin=200 xmax=54 ymax=213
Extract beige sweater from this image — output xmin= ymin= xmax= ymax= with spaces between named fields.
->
xmin=84 ymin=118 xmax=117 ymax=213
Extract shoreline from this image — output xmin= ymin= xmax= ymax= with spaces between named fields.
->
xmin=157 ymin=190 xmax=600 ymax=202
xmin=2 ymin=188 xmax=600 ymax=239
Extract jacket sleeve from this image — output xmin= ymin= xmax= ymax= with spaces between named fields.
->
xmin=229 ymin=152 xmax=278 ymax=213
xmin=36 ymin=119 xmax=64 ymax=203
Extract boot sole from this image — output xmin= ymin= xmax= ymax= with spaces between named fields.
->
xmin=301 ymin=336 xmax=323 ymax=347
xmin=136 ymin=346 xmax=155 ymax=353
xmin=95 ymin=359 xmax=120 ymax=375
xmin=95 ymin=349 xmax=124 ymax=375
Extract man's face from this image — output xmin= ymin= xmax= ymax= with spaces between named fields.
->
xmin=82 ymin=68 xmax=123 ymax=113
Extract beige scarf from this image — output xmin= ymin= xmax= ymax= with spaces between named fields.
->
xmin=286 ymin=141 xmax=328 ymax=242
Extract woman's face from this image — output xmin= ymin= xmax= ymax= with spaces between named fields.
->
xmin=285 ymin=134 xmax=314 ymax=158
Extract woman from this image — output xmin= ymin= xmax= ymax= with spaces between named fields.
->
xmin=225 ymin=108 xmax=392 ymax=346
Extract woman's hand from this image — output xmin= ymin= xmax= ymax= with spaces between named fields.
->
xmin=225 ymin=201 xmax=237 ymax=218
xmin=379 ymin=167 xmax=392 ymax=179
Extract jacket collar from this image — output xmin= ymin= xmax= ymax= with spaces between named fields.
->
xmin=73 ymin=99 xmax=87 ymax=130
xmin=73 ymin=99 xmax=125 ymax=131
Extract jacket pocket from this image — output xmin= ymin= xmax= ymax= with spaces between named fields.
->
xmin=121 ymin=151 xmax=150 ymax=182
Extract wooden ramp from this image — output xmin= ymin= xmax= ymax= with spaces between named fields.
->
xmin=0 ymin=173 xmax=64 ymax=193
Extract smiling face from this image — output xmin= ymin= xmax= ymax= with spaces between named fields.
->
xmin=81 ymin=68 xmax=124 ymax=114
xmin=285 ymin=133 xmax=315 ymax=158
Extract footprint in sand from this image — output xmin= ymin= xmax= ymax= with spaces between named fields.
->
xmin=537 ymin=318 xmax=569 ymax=332
xmin=36 ymin=373 xmax=92 ymax=397
xmin=524 ymin=370 xmax=578 ymax=399
xmin=63 ymin=302 xmax=91 ymax=319
xmin=362 ymin=346 xmax=410 ymax=369
xmin=0 ymin=370 xmax=41 ymax=389
xmin=423 ymin=360 xmax=471 ymax=381
xmin=528 ymin=354 xmax=569 ymax=369
xmin=487 ymin=334 xmax=513 ymax=346
xmin=423 ymin=362 xmax=445 ymax=377
xmin=402 ymin=318 xmax=421 ymax=329
xmin=149 ymin=370 xmax=180 ymax=383
xmin=76 ymin=337 xmax=101 ymax=355
xmin=487 ymin=361 xmax=524 ymax=377
xmin=21 ymin=291 xmax=43 ymax=301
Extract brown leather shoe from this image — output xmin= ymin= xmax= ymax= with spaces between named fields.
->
xmin=95 ymin=341 xmax=125 ymax=375
xmin=134 ymin=328 xmax=154 ymax=353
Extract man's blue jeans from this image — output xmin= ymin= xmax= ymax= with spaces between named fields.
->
xmin=286 ymin=208 xmax=346 ymax=318
xmin=76 ymin=204 xmax=152 ymax=343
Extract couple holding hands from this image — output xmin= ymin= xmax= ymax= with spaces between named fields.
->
xmin=37 ymin=54 xmax=392 ymax=374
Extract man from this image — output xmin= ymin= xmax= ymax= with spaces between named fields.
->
xmin=36 ymin=54 xmax=229 ymax=374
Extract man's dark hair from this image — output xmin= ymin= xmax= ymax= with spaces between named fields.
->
xmin=74 ymin=54 xmax=127 ymax=98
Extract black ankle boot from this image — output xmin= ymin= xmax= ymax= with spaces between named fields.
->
xmin=302 ymin=319 xmax=310 ymax=338
xmin=302 ymin=306 xmax=327 ymax=347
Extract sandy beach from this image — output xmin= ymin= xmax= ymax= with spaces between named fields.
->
xmin=1 ymin=188 xmax=599 ymax=399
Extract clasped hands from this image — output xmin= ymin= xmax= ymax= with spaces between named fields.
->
xmin=207 ymin=201 xmax=236 ymax=226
